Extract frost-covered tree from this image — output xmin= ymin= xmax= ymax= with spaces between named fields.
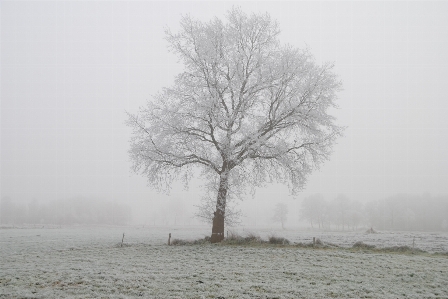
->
xmin=272 ymin=203 xmax=288 ymax=229
xmin=127 ymin=8 xmax=343 ymax=243
xmin=300 ymin=193 xmax=327 ymax=229
xmin=327 ymin=196 xmax=365 ymax=231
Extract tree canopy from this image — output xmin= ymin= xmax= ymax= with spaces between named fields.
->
xmin=127 ymin=8 xmax=343 ymax=241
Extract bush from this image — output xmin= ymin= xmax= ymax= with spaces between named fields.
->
xmin=352 ymin=241 xmax=376 ymax=250
xmin=351 ymin=242 xmax=428 ymax=254
xmin=268 ymin=236 xmax=290 ymax=245
xmin=171 ymin=238 xmax=188 ymax=246
xmin=192 ymin=236 xmax=211 ymax=245
xmin=381 ymin=245 xmax=424 ymax=254
xmin=225 ymin=231 xmax=243 ymax=241
xmin=365 ymin=227 xmax=377 ymax=234
xmin=222 ymin=231 xmax=263 ymax=245
xmin=244 ymin=232 xmax=262 ymax=243
xmin=170 ymin=236 xmax=211 ymax=246
xmin=293 ymin=242 xmax=314 ymax=248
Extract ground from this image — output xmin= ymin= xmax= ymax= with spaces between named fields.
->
xmin=1 ymin=227 xmax=448 ymax=298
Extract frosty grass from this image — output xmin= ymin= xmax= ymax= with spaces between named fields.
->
xmin=1 ymin=226 xmax=448 ymax=299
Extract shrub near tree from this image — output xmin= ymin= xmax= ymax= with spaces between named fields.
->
xmin=127 ymin=8 xmax=343 ymax=242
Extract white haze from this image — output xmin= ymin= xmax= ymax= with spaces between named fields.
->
xmin=1 ymin=1 xmax=448 ymax=226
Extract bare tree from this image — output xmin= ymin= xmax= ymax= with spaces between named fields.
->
xmin=127 ymin=8 xmax=343 ymax=243
xmin=272 ymin=203 xmax=288 ymax=229
xmin=300 ymin=193 xmax=327 ymax=229
xmin=330 ymin=194 xmax=351 ymax=230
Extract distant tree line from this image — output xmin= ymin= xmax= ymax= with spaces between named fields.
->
xmin=0 ymin=197 xmax=132 ymax=226
xmin=301 ymin=193 xmax=448 ymax=231
xmin=272 ymin=203 xmax=288 ymax=229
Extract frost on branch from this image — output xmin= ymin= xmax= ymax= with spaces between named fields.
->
xmin=127 ymin=8 xmax=343 ymax=235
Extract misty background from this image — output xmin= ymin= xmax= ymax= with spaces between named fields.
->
xmin=1 ymin=1 xmax=448 ymax=229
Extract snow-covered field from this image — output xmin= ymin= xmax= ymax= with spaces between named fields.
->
xmin=1 ymin=226 xmax=448 ymax=298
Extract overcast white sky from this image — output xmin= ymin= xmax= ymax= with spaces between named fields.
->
xmin=1 ymin=1 xmax=448 ymax=222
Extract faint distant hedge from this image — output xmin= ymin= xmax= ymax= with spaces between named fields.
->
xmin=0 ymin=196 xmax=132 ymax=226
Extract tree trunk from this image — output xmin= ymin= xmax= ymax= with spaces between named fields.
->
xmin=210 ymin=171 xmax=229 ymax=243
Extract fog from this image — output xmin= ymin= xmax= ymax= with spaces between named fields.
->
xmin=1 ymin=1 xmax=448 ymax=228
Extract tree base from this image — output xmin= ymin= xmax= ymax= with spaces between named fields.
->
xmin=210 ymin=211 xmax=225 ymax=243
xmin=210 ymin=232 xmax=224 ymax=243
